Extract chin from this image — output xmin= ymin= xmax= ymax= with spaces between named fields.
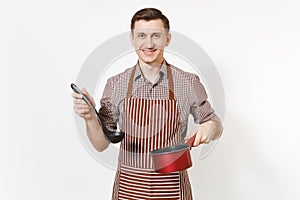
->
xmin=140 ymin=55 xmax=163 ymax=65
xmin=142 ymin=57 xmax=156 ymax=62
xmin=141 ymin=58 xmax=160 ymax=65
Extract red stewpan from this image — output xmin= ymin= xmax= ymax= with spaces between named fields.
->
xmin=150 ymin=134 xmax=196 ymax=173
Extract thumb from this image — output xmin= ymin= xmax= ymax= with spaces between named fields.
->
xmin=81 ymin=88 xmax=89 ymax=96
xmin=185 ymin=128 xmax=197 ymax=143
xmin=82 ymin=88 xmax=96 ymax=106
xmin=190 ymin=126 xmax=203 ymax=147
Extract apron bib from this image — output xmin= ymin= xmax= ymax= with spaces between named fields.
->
xmin=112 ymin=64 xmax=192 ymax=200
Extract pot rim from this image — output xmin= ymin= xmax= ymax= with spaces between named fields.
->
xmin=150 ymin=144 xmax=190 ymax=155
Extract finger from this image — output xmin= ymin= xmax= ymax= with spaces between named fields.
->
xmin=73 ymin=98 xmax=88 ymax=105
xmin=73 ymin=104 xmax=91 ymax=111
xmin=202 ymin=136 xmax=208 ymax=143
xmin=78 ymin=112 xmax=96 ymax=119
xmin=81 ymin=88 xmax=91 ymax=98
xmin=191 ymin=130 xmax=202 ymax=147
xmin=78 ymin=113 xmax=90 ymax=118
xmin=74 ymin=107 xmax=92 ymax=115
xmin=71 ymin=92 xmax=83 ymax=99
xmin=82 ymin=88 xmax=96 ymax=106
xmin=202 ymin=137 xmax=210 ymax=144
xmin=73 ymin=103 xmax=90 ymax=110
xmin=199 ymin=134 xmax=208 ymax=144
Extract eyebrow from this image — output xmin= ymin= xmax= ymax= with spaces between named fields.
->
xmin=134 ymin=31 xmax=163 ymax=35
xmin=135 ymin=32 xmax=145 ymax=34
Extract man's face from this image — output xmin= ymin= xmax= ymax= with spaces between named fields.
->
xmin=131 ymin=19 xmax=171 ymax=65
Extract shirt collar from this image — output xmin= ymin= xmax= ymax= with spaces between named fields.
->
xmin=134 ymin=60 xmax=168 ymax=82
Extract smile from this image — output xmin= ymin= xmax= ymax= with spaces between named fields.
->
xmin=141 ymin=49 xmax=157 ymax=56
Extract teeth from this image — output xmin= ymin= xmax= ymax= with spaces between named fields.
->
xmin=142 ymin=49 xmax=156 ymax=52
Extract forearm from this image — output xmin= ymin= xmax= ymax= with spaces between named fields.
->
xmin=85 ymin=117 xmax=110 ymax=152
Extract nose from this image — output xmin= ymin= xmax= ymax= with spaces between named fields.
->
xmin=144 ymin=36 xmax=154 ymax=48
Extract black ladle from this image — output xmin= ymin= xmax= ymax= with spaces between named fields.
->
xmin=71 ymin=83 xmax=125 ymax=143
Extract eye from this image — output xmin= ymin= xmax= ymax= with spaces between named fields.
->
xmin=153 ymin=33 xmax=161 ymax=39
xmin=137 ymin=33 xmax=145 ymax=39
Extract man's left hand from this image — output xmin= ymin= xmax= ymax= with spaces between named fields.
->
xmin=186 ymin=118 xmax=223 ymax=147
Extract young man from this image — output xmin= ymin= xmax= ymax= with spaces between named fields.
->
xmin=72 ymin=8 xmax=223 ymax=200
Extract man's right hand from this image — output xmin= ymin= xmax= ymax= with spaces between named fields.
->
xmin=71 ymin=88 xmax=96 ymax=122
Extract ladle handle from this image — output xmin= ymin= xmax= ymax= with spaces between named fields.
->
xmin=71 ymin=83 xmax=94 ymax=107
xmin=71 ymin=83 xmax=107 ymax=132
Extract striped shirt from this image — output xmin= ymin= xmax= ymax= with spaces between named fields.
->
xmin=99 ymin=60 xmax=217 ymax=141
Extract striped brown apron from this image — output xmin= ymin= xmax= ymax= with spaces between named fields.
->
xmin=112 ymin=64 xmax=193 ymax=200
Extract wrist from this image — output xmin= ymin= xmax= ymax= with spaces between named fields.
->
xmin=85 ymin=115 xmax=98 ymax=125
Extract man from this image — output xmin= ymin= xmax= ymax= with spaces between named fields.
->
xmin=72 ymin=8 xmax=223 ymax=200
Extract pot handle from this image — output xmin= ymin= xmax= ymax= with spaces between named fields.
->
xmin=186 ymin=134 xmax=197 ymax=148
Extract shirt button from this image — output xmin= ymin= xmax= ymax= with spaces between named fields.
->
xmin=147 ymin=83 xmax=153 ymax=90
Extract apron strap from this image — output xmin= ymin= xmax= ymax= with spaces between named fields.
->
xmin=126 ymin=66 xmax=136 ymax=98
xmin=166 ymin=62 xmax=175 ymax=100
xmin=126 ymin=62 xmax=175 ymax=100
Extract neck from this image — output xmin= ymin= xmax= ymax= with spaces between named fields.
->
xmin=138 ymin=59 xmax=164 ymax=83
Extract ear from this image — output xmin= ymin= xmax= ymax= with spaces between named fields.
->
xmin=165 ymin=33 xmax=172 ymax=46
xmin=130 ymin=32 xmax=134 ymax=46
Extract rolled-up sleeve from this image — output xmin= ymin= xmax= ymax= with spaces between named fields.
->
xmin=190 ymin=75 xmax=217 ymax=124
xmin=98 ymin=78 xmax=118 ymax=132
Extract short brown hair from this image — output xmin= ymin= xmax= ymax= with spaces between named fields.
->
xmin=131 ymin=8 xmax=170 ymax=32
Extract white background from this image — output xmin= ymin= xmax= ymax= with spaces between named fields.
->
xmin=1 ymin=0 xmax=300 ymax=199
